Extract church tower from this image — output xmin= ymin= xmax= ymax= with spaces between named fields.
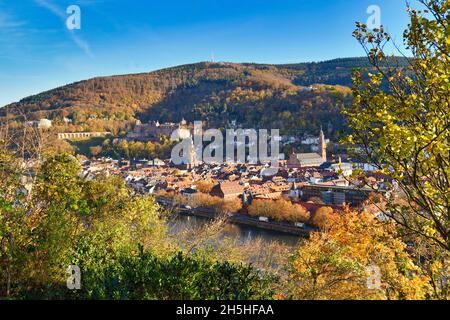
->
xmin=319 ymin=127 xmax=327 ymax=163
xmin=188 ymin=140 xmax=198 ymax=170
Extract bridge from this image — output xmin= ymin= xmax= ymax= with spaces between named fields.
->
xmin=57 ymin=132 xmax=111 ymax=140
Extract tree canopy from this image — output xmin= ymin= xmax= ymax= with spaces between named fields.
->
xmin=344 ymin=0 xmax=450 ymax=251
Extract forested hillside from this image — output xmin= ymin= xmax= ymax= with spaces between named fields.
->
xmin=1 ymin=57 xmax=408 ymax=138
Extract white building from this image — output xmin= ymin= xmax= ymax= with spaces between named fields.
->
xmin=26 ymin=119 xmax=52 ymax=129
xmin=330 ymin=161 xmax=353 ymax=177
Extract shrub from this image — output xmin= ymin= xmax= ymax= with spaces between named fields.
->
xmin=74 ymin=249 xmax=275 ymax=300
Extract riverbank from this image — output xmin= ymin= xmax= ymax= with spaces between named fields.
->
xmin=170 ymin=214 xmax=302 ymax=246
xmin=157 ymin=197 xmax=317 ymax=237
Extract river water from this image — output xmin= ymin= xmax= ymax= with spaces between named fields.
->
xmin=169 ymin=214 xmax=301 ymax=247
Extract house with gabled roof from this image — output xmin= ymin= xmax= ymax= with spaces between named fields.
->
xmin=210 ymin=181 xmax=244 ymax=200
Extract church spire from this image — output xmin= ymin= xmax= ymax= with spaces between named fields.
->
xmin=319 ymin=127 xmax=327 ymax=163
xmin=185 ymin=139 xmax=198 ymax=170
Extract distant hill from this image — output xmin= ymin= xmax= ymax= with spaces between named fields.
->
xmin=1 ymin=57 xmax=409 ymax=138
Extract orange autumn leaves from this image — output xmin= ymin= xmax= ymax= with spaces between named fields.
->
xmin=287 ymin=208 xmax=431 ymax=300
xmin=248 ymin=199 xmax=310 ymax=223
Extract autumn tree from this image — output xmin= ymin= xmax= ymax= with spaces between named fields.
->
xmin=287 ymin=210 xmax=431 ymax=300
xmin=89 ymin=145 xmax=103 ymax=158
xmin=175 ymin=193 xmax=242 ymax=214
xmin=0 ymin=149 xmax=29 ymax=296
xmin=0 ymin=154 xmax=173 ymax=298
xmin=248 ymin=199 xmax=310 ymax=223
xmin=221 ymin=198 xmax=243 ymax=213
xmin=311 ymin=206 xmax=336 ymax=230
xmin=194 ymin=180 xmax=215 ymax=194
xmin=344 ymin=0 xmax=450 ymax=251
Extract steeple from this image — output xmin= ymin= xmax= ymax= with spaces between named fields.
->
xmin=319 ymin=127 xmax=327 ymax=163
xmin=188 ymin=139 xmax=197 ymax=169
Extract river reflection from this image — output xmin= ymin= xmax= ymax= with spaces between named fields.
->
xmin=169 ymin=214 xmax=300 ymax=247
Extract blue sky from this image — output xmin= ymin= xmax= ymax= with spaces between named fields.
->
xmin=0 ymin=0 xmax=413 ymax=107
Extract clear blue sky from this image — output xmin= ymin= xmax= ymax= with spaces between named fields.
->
xmin=0 ymin=0 xmax=413 ymax=107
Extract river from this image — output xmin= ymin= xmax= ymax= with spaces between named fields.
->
xmin=169 ymin=214 xmax=301 ymax=247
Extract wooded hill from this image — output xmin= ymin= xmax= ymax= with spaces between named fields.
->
xmin=1 ymin=57 xmax=408 ymax=138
